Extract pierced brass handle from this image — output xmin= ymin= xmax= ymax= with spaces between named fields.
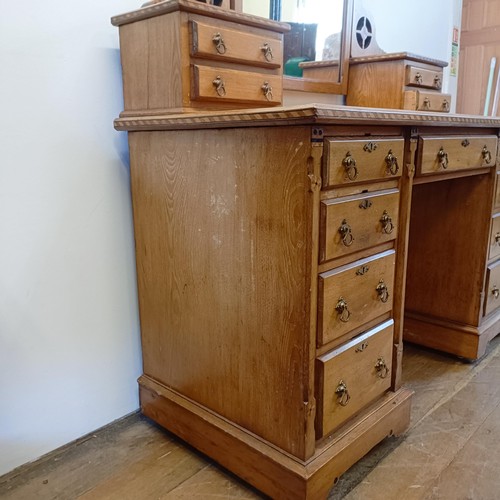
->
xmin=495 ymin=233 xmax=500 ymax=245
xmin=482 ymin=145 xmax=492 ymax=164
xmin=442 ymin=99 xmax=450 ymax=112
xmin=434 ymin=75 xmax=442 ymax=89
xmin=380 ymin=211 xmax=394 ymax=234
xmin=335 ymin=297 xmax=351 ymax=323
xmin=492 ymin=286 xmax=500 ymax=299
xmin=437 ymin=147 xmax=449 ymax=169
xmin=376 ymin=279 xmax=390 ymax=303
xmin=385 ymin=149 xmax=400 ymax=175
xmin=415 ymin=72 xmax=423 ymax=85
xmin=212 ymin=75 xmax=226 ymax=97
xmin=375 ymin=358 xmax=389 ymax=379
xmin=342 ymin=151 xmax=358 ymax=181
xmin=423 ymin=97 xmax=431 ymax=110
xmin=335 ymin=380 xmax=351 ymax=406
xmin=212 ymin=32 xmax=227 ymax=54
xmin=338 ymin=219 xmax=354 ymax=246
xmin=261 ymin=42 xmax=273 ymax=61
xmin=261 ymin=81 xmax=273 ymax=101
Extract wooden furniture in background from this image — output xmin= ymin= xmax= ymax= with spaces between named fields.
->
xmin=346 ymin=53 xmax=450 ymax=112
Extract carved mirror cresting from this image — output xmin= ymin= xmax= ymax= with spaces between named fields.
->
xmin=270 ymin=0 xmax=353 ymax=94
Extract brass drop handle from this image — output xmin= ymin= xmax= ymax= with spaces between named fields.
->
xmin=212 ymin=75 xmax=226 ymax=97
xmin=482 ymin=145 xmax=492 ymax=164
xmin=342 ymin=151 xmax=358 ymax=181
xmin=380 ymin=210 xmax=394 ymax=234
xmin=212 ymin=32 xmax=227 ymax=54
xmin=261 ymin=42 xmax=274 ymax=61
xmin=261 ymin=82 xmax=273 ymax=101
xmin=434 ymin=74 xmax=442 ymax=89
xmin=437 ymin=147 xmax=449 ymax=169
xmin=442 ymin=99 xmax=450 ymax=112
xmin=385 ymin=149 xmax=399 ymax=175
xmin=492 ymin=286 xmax=500 ymax=299
xmin=335 ymin=297 xmax=351 ymax=323
xmin=423 ymin=97 xmax=431 ymax=110
xmin=335 ymin=380 xmax=351 ymax=406
xmin=375 ymin=358 xmax=389 ymax=379
xmin=338 ymin=219 xmax=354 ymax=246
xmin=495 ymin=233 xmax=500 ymax=245
xmin=415 ymin=72 xmax=423 ymax=85
xmin=376 ymin=279 xmax=390 ymax=303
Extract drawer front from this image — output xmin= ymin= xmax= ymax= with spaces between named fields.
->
xmin=489 ymin=214 xmax=500 ymax=261
xmin=320 ymin=189 xmax=399 ymax=263
xmin=323 ymin=137 xmax=404 ymax=188
xmin=405 ymin=65 xmax=443 ymax=90
xmin=403 ymin=90 xmax=451 ymax=112
xmin=316 ymin=320 xmax=393 ymax=437
xmin=484 ymin=260 xmax=500 ymax=316
xmin=417 ymin=135 xmax=498 ymax=175
xmin=318 ymin=250 xmax=396 ymax=346
xmin=192 ymin=65 xmax=282 ymax=105
xmin=191 ymin=20 xmax=283 ymax=69
xmin=495 ymin=172 xmax=500 ymax=210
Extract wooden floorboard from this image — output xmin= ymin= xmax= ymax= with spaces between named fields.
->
xmin=1 ymin=335 xmax=499 ymax=500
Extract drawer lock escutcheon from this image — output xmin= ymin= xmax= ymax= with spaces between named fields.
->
xmin=437 ymin=147 xmax=449 ymax=169
xmin=376 ymin=279 xmax=390 ymax=303
xmin=355 ymin=341 xmax=369 ymax=352
xmin=261 ymin=82 xmax=273 ymax=101
xmin=375 ymin=358 xmax=389 ymax=379
xmin=359 ymin=199 xmax=372 ymax=210
xmin=385 ymin=149 xmax=400 ymax=175
xmin=212 ymin=32 xmax=227 ymax=54
xmin=380 ymin=211 xmax=394 ymax=234
xmin=461 ymin=139 xmax=470 ymax=148
xmin=212 ymin=75 xmax=226 ymax=97
xmin=342 ymin=151 xmax=358 ymax=181
xmin=335 ymin=380 xmax=351 ymax=406
xmin=260 ymin=42 xmax=274 ymax=61
xmin=335 ymin=297 xmax=351 ymax=323
xmin=482 ymin=145 xmax=492 ymax=164
xmin=492 ymin=286 xmax=500 ymax=299
xmin=363 ymin=142 xmax=378 ymax=152
xmin=356 ymin=265 xmax=370 ymax=276
xmin=338 ymin=219 xmax=354 ymax=246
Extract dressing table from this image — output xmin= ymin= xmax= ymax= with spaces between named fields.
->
xmin=112 ymin=1 xmax=500 ymax=498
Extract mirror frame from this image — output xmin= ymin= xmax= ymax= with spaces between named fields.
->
xmin=273 ymin=0 xmax=354 ymax=94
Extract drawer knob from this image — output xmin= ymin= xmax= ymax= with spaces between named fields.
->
xmin=335 ymin=380 xmax=351 ymax=406
xmin=338 ymin=219 xmax=354 ymax=246
xmin=260 ymin=42 xmax=274 ymax=62
xmin=375 ymin=358 xmax=389 ymax=379
xmin=423 ymin=97 xmax=431 ymax=110
xmin=437 ymin=147 xmax=449 ymax=169
xmin=376 ymin=279 xmax=390 ymax=303
xmin=379 ymin=210 xmax=394 ymax=234
xmin=442 ymin=99 xmax=450 ymax=112
xmin=482 ymin=145 xmax=492 ymax=164
xmin=384 ymin=149 xmax=399 ymax=175
xmin=414 ymin=72 xmax=423 ymax=85
xmin=212 ymin=32 xmax=227 ymax=54
xmin=335 ymin=297 xmax=351 ymax=323
xmin=212 ymin=75 xmax=226 ymax=97
xmin=434 ymin=75 xmax=442 ymax=89
xmin=492 ymin=286 xmax=500 ymax=299
xmin=261 ymin=81 xmax=274 ymax=101
xmin=342 ymin=151 xmax=358 ymax=181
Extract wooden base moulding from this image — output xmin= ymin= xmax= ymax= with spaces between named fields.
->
xmin=139 ymin=375 xmax=412 ymax=499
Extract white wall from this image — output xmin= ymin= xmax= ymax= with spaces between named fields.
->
xmin=0 ymin=0 xmax=142 ymax=476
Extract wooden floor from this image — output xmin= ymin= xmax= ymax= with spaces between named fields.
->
xmin=2 ymin=336 xmax=500 ymax=499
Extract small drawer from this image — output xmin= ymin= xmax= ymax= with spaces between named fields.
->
xmin=316 ymin=320 xmax=393 ymax=438
xmin=489 ymin=214 xmax=500 ymax=261
xmin=405 ymin=65 xmax=443 ymax=90
xmin=403 ymin=90 xmax=451 ymax=112
xmin=191 ymin=65 xmax=282 ymax=105
xmin=417 ymin=135 xmax=497 ymax=175
xmin=494 ymin=172 xmax=500 ymax=210
xmin=320 ymin=189 xmax=399 ymax=263
xmin=484 ymin=260 xmax=500 ymax=316
xmin=318 ymin=250 xmax=395 ymax=346
xmin=190 ymin=20 xmax=283 ymax=69
xmin=322 ymin=137 xmax=404 ymax=188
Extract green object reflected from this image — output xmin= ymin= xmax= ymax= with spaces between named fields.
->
xmin=284 ymin=57 xmax=310 ymax=77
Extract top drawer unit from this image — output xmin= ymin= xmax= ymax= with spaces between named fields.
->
xmin=416 ymin=135 xmax=497 ymax=175
xmin=323 ymin=137 xmax=404 ymax=188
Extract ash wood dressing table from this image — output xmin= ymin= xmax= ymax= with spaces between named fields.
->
xmin=112 ymin=2 xmax=500 ymax=498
